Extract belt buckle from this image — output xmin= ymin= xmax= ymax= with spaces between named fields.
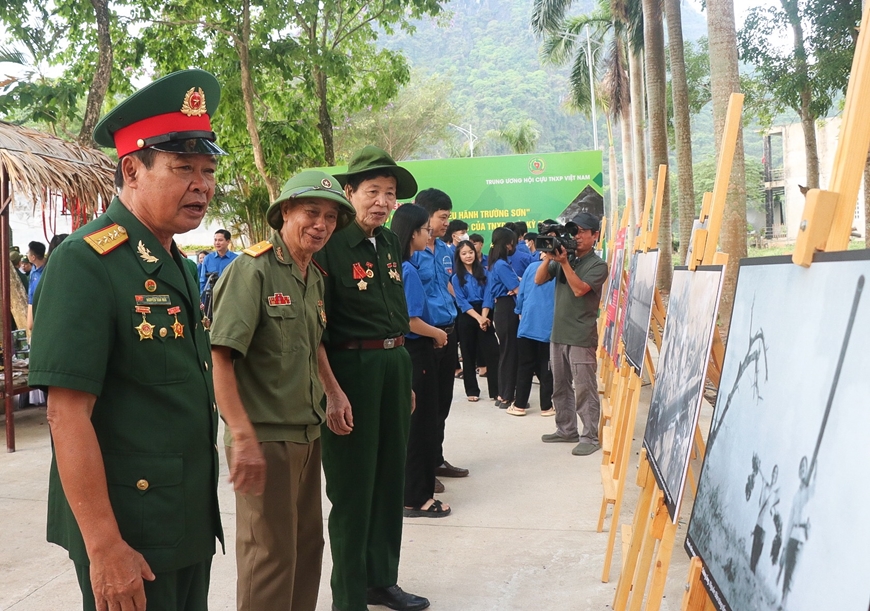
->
xmin=383 ymin=338 xmax=396 ymax=349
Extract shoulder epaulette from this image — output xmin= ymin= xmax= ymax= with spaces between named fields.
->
xmin=83 ymin=223 xmax=129 ymax=255
xmin=243 ymin=240 xmax=273 ymax=257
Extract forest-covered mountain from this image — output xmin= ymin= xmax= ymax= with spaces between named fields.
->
xmin=380 ymin=0 xmax=764 ymax=173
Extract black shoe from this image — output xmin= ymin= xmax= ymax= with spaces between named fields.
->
xmin=434 ymin=460 xmax=469 ymax=478
xmin=367 ymin=585 xmax=430 ymax=611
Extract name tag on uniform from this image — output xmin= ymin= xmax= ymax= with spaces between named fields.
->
xmin=135 ymin=294 xmax=172 ymax=306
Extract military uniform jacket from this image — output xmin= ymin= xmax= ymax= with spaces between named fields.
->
xmin=29 ymin=197 xmax=223 ymax=572
xmin=313 ymin=221 xmax=410 ymax=345
xmin=209 ymin=231 xmax=326 ymax=446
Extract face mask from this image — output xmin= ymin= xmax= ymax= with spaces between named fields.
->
xmin=458 ymin=233 xmax=470 ymax=242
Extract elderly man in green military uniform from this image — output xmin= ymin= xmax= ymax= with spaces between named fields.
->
xmin=209 ymin=170 xmax=355 ymax=611
xmin=314 ymin=146 xmax=430 ymax=611
xmin=29 ymin=69 xmax=225 ymax=611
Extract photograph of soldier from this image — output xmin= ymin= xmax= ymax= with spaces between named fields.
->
xmin=686 ymin=253 xmax=870 ymax=611
xmin=620 ymin=249 xmax=659 ymax=375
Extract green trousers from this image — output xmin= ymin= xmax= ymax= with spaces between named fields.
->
xmin=75 ymin=558 xmax=212 ymax=611
xmin=322 ymin=346 xmax=412 ymax=611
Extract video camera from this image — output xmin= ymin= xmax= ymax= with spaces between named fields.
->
xmin=535 ymin=220 xmax=577 ymax=254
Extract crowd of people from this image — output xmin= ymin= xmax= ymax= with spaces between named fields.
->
xmin=26 ymin=69 xmax=610 ymax=611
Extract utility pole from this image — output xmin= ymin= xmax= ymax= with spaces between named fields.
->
xmin=449 ymin=123 xmax=478 ymax=157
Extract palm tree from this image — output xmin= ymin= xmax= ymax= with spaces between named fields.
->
xmin=642 ymin=0 xmax=673 ymax=289
xmin=707 ymin=0 xmax=748 ymax=329
xmin=487 ymin=119 xmax=541 ymax=154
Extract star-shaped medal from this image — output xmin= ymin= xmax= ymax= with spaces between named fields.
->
xmin=172 ymin=317 xmax=185 ymax=339
xmin=357 ymin=279 xmax=368 ymax=291
xmin=135 ymin=316 xmax=155 ymax=341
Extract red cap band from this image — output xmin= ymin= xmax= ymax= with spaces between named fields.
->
xmin=113 ymin=111 xmax=213 ymax=157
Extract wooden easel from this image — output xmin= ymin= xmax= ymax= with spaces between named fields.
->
xmin=683 ymin=4 xmax=870 ymax=608
xmin=599 ymin=204 xmax=632 ymax=409
xmin=612 ymin=91 xmax=743 ymax=611
xmin=598 ymin=164 xmax=666 ymax=584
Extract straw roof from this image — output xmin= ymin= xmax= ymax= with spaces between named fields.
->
xmin=0 ymin=120 xmax=115 ymax=215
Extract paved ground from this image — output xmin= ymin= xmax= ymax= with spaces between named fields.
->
xmin=1 ymin=377 xmax=704 ymax=610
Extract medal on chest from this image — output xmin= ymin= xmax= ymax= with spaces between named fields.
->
xmin=168 ymin=306 xmax=185 ymax=339
xmin=134 ymin=306 xmax=154 ymax=341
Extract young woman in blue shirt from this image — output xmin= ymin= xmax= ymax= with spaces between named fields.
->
xmin=391 ymin=203 xmax=451 ymax=518
xmin=486 ymin=226 xmax=521 ymax=408
xmin=451 ymin=240 xmax=500 ymax=402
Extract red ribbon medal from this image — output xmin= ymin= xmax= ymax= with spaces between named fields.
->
xmin=352 ymin=262 xmax=367 ymax=280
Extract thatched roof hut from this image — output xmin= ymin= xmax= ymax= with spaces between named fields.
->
xmin=0 ymin=120 xmax=115 ymax=215
xmin=1 ymin=121 xmax=115 ymax=452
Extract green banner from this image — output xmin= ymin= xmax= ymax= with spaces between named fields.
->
xmin=328 ymin=151 xmax=603 ymax=241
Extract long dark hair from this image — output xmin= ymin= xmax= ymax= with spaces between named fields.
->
xmin=390 ymin=203 xmax=429 ymax=261
xmin=488 ymin=226 xmax=516 ymax=270
xmin=454 ymin=240 xmax=486 ymax=287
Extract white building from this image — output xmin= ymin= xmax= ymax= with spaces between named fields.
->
xmin=763 ymin=117 xmax=866 ymax=241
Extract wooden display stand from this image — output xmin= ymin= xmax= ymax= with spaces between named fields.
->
xmin=683 ymin=4 xmax=870 ymax=608
xmin=611 ymin=90 xmax=743 ymax=611
xmin=599 ymin=205 xmax=632 ymax=413
xmin=598 ymin=164 xmax=666 ymax=583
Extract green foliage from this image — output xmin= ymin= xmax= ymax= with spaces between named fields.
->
xmin=333 ymin=73 xmax=459 ymax=161
xmin=690 ymin=154 xmax=765 ymax=214
xmin=486 ymin=118 xmax=541 ymax=154
xmin=738 ymin=0 xmax=860 ymax=126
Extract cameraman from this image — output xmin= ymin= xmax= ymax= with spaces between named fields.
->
xmin=535 ymin=213 xmax=608 ymax=456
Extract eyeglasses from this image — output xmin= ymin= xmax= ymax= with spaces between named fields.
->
xmin=422 ymin=226 xmax=433 ymax=235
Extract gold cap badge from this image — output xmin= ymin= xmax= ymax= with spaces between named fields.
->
xmin=321 ymin=178 xmax=332 ymax=188
xmin=180 ymin=87 xmax=207 ymax=117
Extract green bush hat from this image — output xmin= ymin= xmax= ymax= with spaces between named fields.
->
xmin=93 ymin=69 xmax=227 ymax=158
xmin=9 ymin=250 xmax=21 ymax=266
xmin=334 ymin=145 xmax=418 ymax=199
xmin=267 ymin=170 xmax=357 ymax=231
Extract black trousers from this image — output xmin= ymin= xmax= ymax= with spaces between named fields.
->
xmin=457 ymin=305 xmax=500 ymax=399
xmin=432 ymin=327 xmax=458 ymax=466
xmin=404 ymin=337 xmax=438 ymax=507
xmin=493 ymin=296 xmax=519 ymax=403
xmin=514 ymin=337 xmax=553 ymax=410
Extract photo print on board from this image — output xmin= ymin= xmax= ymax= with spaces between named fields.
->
xmin=685 ymin=251 xmax=870 ymax=611
xmin=602 ymin=227 xmax=627 ymax=360
xmin=621 ymin=249 xmax=660 ymax=375
xmin=643 ymin=265 xmax=724 ymax=522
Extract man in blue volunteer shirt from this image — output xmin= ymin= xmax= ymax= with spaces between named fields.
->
xmin=413 ymin=189 xmax=469 ymax=480
xmin=199 ymin=228 xmax=238 ymax=292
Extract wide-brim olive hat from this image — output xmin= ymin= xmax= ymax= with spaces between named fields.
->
xmin=267 ymin=170 xmax=357 ymax=231
xmin=93 ymin=69 xmax=227 ymax=158
xmin=334 ymin=145 xmax=418 ymax=199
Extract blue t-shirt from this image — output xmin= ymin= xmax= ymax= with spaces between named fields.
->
xmin=514 ymin=260 xmax=556 ymax=343
xmin=409 ymin=240 xmax=456 ymax=327
xmin=27 ymin=263 xmax=45 ymax=305
xmin=486 ymin=258 xmax=520 ymax=302
xmin=200 ymin=250 xmax=239 ymax=292
xmin=451 ymin=268 xmax=493 ymax=313
xmin=509 ymin=247 xmax=533 ymax=278
xmin=403 ymin=260 xmax=432 ymax=339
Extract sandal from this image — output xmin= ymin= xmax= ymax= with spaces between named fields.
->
xmin=467 ymin=396 xmax=480 ymax=402
xmin=454 ymin=370 xmax=463 ymax=379
xmin=506 ymin=405 xmax=526 ymax=416
xmin=403 ymin=499 xmax=452 ymax=518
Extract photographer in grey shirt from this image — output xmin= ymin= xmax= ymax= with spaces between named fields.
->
xmin=535 ymin=213 xmax=608 ymax=456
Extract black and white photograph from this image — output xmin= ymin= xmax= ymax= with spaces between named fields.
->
xmin=642 ymin=265 xmax=723 ymax=522
xmin=621 ymin=249 xmax=660 ymax=375
xmin=685 ymin=251 xmax=870 ymax=611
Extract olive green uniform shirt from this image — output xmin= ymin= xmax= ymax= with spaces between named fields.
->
xmin=549 ymin=250 xmax=609 ymax=347
xmin=29 ymin=197 xmax=222 ymax=573
xmin=210 ymin=231 xmax=326 ymax=446
xmin=313 ymin=221 xmax=410 ymax=343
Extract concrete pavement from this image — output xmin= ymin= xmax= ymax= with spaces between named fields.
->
xmin=1 ymin=377 xmax=701 ymax=610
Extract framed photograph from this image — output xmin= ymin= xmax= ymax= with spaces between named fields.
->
xmin=602 ymin=227 xmax=627 ymax=359
xmin=621 ymin=249 xmax=660 ymax=375
xmin=643 ymin=265 xmax=724 ymax=522
xmin=685 ymin=251 xmax=870 ymax=611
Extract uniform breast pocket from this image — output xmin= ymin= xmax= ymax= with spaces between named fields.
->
xmin=264 ymin=305 xmax=298 ymax=352
xmin=104 ymin=452 xmax=185 ymax=549
xmin=129 ymin=311 xmax=190 ymax=385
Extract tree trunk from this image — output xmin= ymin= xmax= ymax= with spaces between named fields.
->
xmin=707 ymin=0 xmax=748 ymax=331
xmin=607 ymin=116 xmax=619 ymax=242
xmin=642 ymin=0 xmax=673 ymax=290
xmin=629 ymin=48 xmax=646 ymax=224
xmin=237 ymin=0 xmax=279 ymax=202
xmin=665 ymin=0 xmax=696 ymax=264
xmin=77 ymin=0 xmax=113 ymax=147
xmin=620 ymin=104 xmax=635 ymax=222
xmin=314 ymin=68 xmax=336 ymax=165
xmin=782 ymin=0 xmax=820 ymax=188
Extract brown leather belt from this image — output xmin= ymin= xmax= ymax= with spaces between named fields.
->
xmin=334 ymin=336 xmax=406 ymax=350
